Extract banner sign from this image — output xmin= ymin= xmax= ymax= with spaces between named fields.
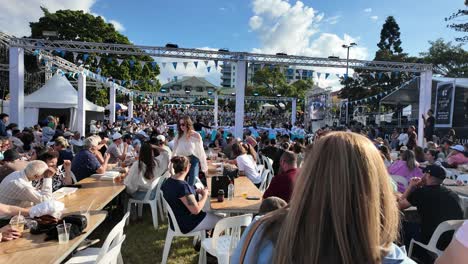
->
xmin=339 ymin=99 xmax=348 ymax=125
xmin=307 ymin=93 xmax=328 ymax=120
xmin=434 ymin=81 xmax=455 ymax=127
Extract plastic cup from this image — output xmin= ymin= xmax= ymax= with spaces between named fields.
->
xmin=9 ymin=215 xmax=26 ymax=233
xmin=80 ymin=205 xmax=90 ymax=221
xmin=57 ymin=223 xmax=71 ymax=244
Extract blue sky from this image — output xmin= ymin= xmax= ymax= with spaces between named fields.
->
xmin=1 ymin=0 xmax=466 ymax=86
xmin=89 ymin=0 xmax=465 ymax=57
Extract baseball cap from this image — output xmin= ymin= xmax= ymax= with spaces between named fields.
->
xmin=400 ymin=146 xmax=408 ymax=151
xmin=63 ymin=131 xmax=74 ymax=137
xmin=423 ymin=165 xmax=446 ymax=180
xmin=112 ymin=132 xmax=122 ymax=140
xmin=3 ymin=149 xmax=20 ymax=162
xmin=156 ymin=135 xmax=166 ymax=142
xmin=450 ymin=145 xmax=465 ymax=152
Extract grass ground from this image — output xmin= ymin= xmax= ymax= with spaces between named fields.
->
xmin=87 ymin=204 xmax=200 ymax=264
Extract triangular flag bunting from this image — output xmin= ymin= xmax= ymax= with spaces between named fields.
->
xmin=139 ymin=61 xmax=146 ymax=68
xmin=370 ymin=72 xmax=376 ymax=79
xmin=151 ymin=62 xmax=157 ymax=69
xmin=386 ymin=72 xmax=392 ymax=79
xmin=353 ymin=72 xmax=359 ymax=79
xmin=207 ymin=66 xmax=211 ymax=73
xmin=172 ymin=62 xmax=178 ymax=70
xmin=129 ymin=60 xmax=135 ymax=68
xmin=317 ymin=72 xmax=322 ymax=79
xmin=261 ymin=64 xmax=265 ymax=69
xmin=194 ymin=61 xmax=198 ymax=68
xmin=336 ymin=74 xmax=341 ymax=78
xmin=214 ymin=60 xmax=218 ymax=68
xmin=82 ymin=54 xmax=89 ymax=62
xmin=95 ymin=56 xmax=101 ymax=65
xmin=162 ymin=62 xmax=167 ymax=68
xmin=117 ymin=59 xmax=123 ymax=66
xmin=378 ymin=72 xmax=383 ymax=80
xmin=204 ymin=61 xmax=209 ymax=66
xmin=325 ymin=73 xmax=330 ymax=79
xmin=183 ymin=62 xmax=188 ymax=69
xmin=344 ymin=74 xmax=348 ymax=80
xmin=107 ymin=57 xmax=113 ymax=63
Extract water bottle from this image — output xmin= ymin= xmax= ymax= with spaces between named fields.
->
xmin=228 ymin=181 xmax=234 ymax=200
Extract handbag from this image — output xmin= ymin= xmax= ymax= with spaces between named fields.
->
xmin=210 ymin=176 xmax=231 ymax=198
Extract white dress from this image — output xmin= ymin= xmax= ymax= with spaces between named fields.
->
xmin=173 ymin=133 xmax=208 ymax=173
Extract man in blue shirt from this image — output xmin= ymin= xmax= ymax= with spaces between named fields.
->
xmin=71 ymin=136 xmax=110 ymax=182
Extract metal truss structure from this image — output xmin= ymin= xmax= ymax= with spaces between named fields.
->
xmin=9 ymin=37 xmax=432 ymax=72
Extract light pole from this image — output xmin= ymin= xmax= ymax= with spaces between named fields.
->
xmin=341 ymin=42 xmax=356 ymax=125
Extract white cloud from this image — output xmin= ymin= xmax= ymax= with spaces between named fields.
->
xmin=219 ymin=7 xmax=226 ymax=11
xmin=323 ymin=15 xmax=341 ymax=25
xmin=249 ymin=16 xmax=263 ymax=30
xmin=0 ymin=0 xmax=126 ymax=36
xmin=364 ymin=8 xmax=372 ymax=13
xmin=108 ymin=19 xmax=125 ymax=32
xmin=249 ymin=0 xmax=369 ymax=91
xmin=370 ymin=15 xmax=378 ymax=21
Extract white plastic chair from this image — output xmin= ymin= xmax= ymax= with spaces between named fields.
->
xmin=66 ymin=212 xmax=130 ymax=264
xmin=390 ymin=175 xmax=409 ymax=190
xmin=259 ymin=169 xmax=271 ymax=192
xmin=126 ymin=175 xmax=165 ymax=229
xmin=262 ymin=156 xmax=274 ymax=177
xmin=201 ymin=214 xmax=253 ymax=264
xmin=408 ymin=219 xmax=464 ymax=258
xmin=257 ymin=164 xmax=264 ymax=176
xmin=456 ymin=174 xmax=468 ymax=184
xmin=161 ymin=192 xmax=206 ymax=264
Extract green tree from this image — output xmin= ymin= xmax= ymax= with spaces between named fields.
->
xmin=420 ymin=38 xmax=468 ymax=77
xmin=445 ymin=1 xmax=468 ymax=43
xmin=375 ymin=16 xmax=407 ymax=61
xmin=28 ymin=7 xmax=161 ymax=105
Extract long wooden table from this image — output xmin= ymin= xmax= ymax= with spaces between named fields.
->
xmin=0 ymin=176 xmax=126 ymax=264
xmin=206 ymin=176 xmax=263 ymax=213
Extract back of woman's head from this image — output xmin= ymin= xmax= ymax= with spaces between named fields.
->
xmin=379 ymin=145 xmax=391 ymax=160
xmin=402 ymin=150 xmax=417 ymax=170
xmin=231 ymin=142 xmax=246 ymax=157
xmin=272 ymin=132 xmax=399 ymax=264
xmin=171 ymin=156 xmax=189 ymax=174
xmin=139 ymin=143 xmax=155 ymax=180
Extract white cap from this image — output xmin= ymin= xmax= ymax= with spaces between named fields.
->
xmin=156 ymin=135 xmax=166 ymax=142
xmin=450 ymin=145 xmax=465 ymax=152
xmin=112 ymin=132 xmax=122 ymax=140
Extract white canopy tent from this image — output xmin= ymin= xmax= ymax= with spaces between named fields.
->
xmin=2 ymin=74 xmax=104 ymax=129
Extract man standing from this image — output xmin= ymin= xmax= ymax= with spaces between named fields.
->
xmin=423 ymin=109 xmax=435 ymax=144
xmin=0 ymin=114 xmax=8 ymax=137
xmin=263 ymin=151 xmax=299 ymax=202
xmin=106 ymin=132 xmax=128 ymax=164
xmin=399 ymin=165 xmax=463 ymax=255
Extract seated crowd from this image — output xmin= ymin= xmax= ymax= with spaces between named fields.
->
xmin=0 ymin=111 xmax=466 ymax=264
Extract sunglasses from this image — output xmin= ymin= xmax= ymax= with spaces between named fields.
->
xmin=179 ymin=123 xmax=186 ymax=127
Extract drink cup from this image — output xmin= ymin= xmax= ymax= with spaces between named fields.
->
xmin=9 ymin=215 xmax=26 ymax=233
xmin=57 ymin=223 xmax=71 ymax=244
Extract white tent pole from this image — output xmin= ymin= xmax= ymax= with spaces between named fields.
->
xmin=418 ymin=71 xmax=432 ymax=147
xmin=9 ymin=47 xmax=24 ymax=130
xmin=234 ymin=59 xmax=247 ymax=139
xmin=291 ymin=98 xmax=297 ymax=125
xmin=109 ymin=83 xmax=116 ymax=124
xmin=77 ymin=73 xmax=86 ymax=136
xmin=128 ymin=100 xmax=134 ymax=121
xmin=214 ymin=92 xmax=219 ymax=128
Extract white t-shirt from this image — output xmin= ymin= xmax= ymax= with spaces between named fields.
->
xmin=455 ymin=220 xmax=468 ymax=248
xmin=236 ymin=154 xmax=261 ymax=184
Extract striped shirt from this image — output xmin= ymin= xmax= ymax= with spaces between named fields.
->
xmin=0 ymin=170 xmax=53 ymax=218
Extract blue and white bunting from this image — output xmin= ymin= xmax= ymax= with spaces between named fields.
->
xmin=172 ymin=62 xmax=177 ymax=70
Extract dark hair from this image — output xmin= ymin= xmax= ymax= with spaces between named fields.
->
xmin=171 ymin=156 xmax=189 ymax=174
xmin=425 ymin=149 xmax=438 ymax=159
xmin=281 ymin=151 xmax=297 ymax=166
xmin=292 ymin=143 xmax=304 ymax=154
xmin=38 ymin=150 xmax=59 ymax=162
xmin=259 ymin=196 xmax=287 ymax=215
xmin=232 ymin=142 xmax=247 ymax=157
xmin=379 ymin=145 xmax=391 ymax=161
xmin=0 ymin=113 xmax=8 ymax=120
xmin=139 ymin=143 xmax=156 ymax=180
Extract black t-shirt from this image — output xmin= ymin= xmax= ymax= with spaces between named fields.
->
xmin=425 ymin=116 xmax=435 ymax=136
xmin=161 ymin=178 xmax=206 ymax=234
xmin=408 ymin=185 xmax=463 ymax=248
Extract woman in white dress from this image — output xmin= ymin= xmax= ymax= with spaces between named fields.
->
xmin=172 ymin=116 xmax=207 ymax=186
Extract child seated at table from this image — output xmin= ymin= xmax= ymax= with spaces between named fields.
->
xmin=161 ymin=156 xmax=221 ymax=234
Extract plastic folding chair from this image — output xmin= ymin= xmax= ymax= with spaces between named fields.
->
xmin=390 ymin=175 xmax=409 ymax=190
xmin=161 ymin=192 xmax=206 ymax=264
xmin=408 ymin=219 xmax=464 ymax=258
xmin=201 ymin=214 xmax=253 ymax=264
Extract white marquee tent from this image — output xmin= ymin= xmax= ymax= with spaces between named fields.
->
xmin=2 ymin=74 xmax=104 ymax=129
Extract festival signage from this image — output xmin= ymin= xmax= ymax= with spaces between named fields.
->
xmin=339 ymin=99 xmax=348 ymax=125
xmin=434 ymin=81 xmax=455 ymax=127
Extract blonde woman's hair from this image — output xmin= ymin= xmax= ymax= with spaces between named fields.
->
xmin=258 ymin=132 xmax=400 ymax=264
